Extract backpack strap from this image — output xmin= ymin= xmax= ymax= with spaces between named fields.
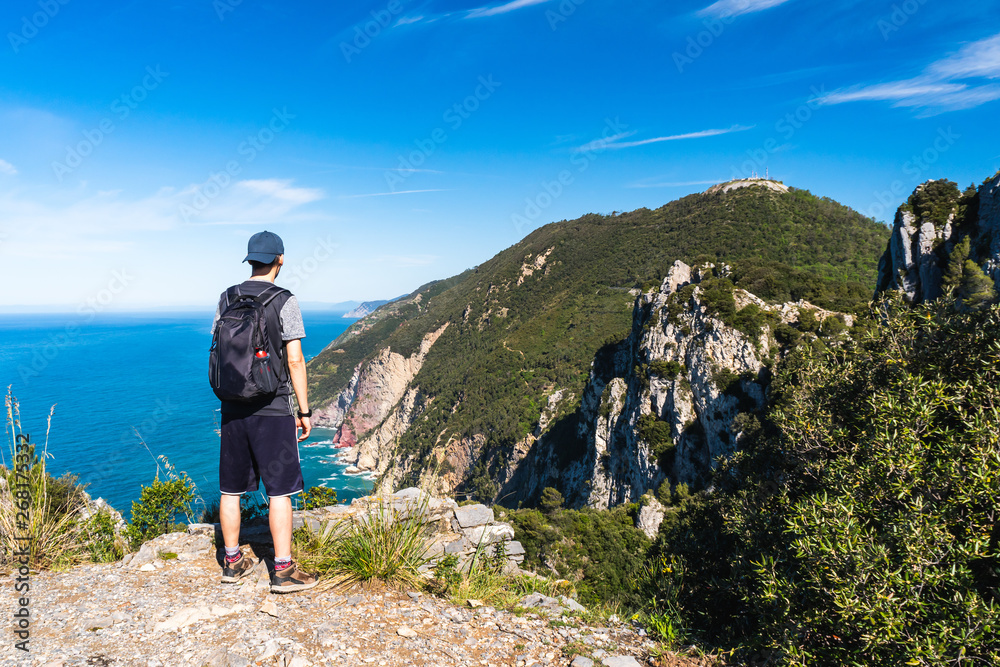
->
xmin=256 ymin=284 xmax=290 ymax=307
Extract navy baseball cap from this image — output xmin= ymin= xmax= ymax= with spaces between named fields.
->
xmin=243 ymin=231 xmax=284 ymax=263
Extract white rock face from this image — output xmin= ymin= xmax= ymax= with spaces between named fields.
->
xmin=636 ymin=497 xmax=666 ymax=539
xmin=311 ymin=363 xmax=361 ymax=429
xmin=979 ymin=173 xmax=1000 ymax=287
xmin=562 ymin=261 xmax=776 ymax=508
xmin=876 ymin=174 xmax=1000 ymax=303
xmin=877 ymin=208 xmax=951 ymax=303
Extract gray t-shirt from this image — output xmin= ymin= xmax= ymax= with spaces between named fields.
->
xmin=211 ymin=280 xmax=305 ymax=417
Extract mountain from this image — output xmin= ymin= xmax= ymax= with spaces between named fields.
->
xmin=306 ymin=180 xmax=890 ymax=505
xmin=342 ymin=296 xmax=407 ymax=319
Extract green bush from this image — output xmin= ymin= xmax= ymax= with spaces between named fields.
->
xmin=125 ymin=459 xmax=196 ymax=550
xmin=1 ymin=391 xmax=99 ymax=570
xmin=295 ymin=500 xmax=430 ymax=589
xmin=83 ymin=510 xmax=125 ymax=563
xmin=506 ymin=505 xmax=650 ymax=607
xmin=539 ymin=487 xmax=564 ymax=514
xmin=300 ymin=486 xmax=338 ymax=510
xmin=638 ymin=414 xmax=675 ymax=468
xmin=818 ymin=313 xmax=847 ymax=337
xmin=648 ymin=295 xmax=1000 ymax=664
xmin=648 ymin=360 xmax=685 ymax=378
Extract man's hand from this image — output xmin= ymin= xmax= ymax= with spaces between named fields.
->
xmin=296 ymin=415 xmax=312 ymax=442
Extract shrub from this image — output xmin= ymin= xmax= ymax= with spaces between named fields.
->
xmin=0 ymin=392 xmax=94 ymax=570
xmin=300 ymin=486 xmax=338 ymax=510
xmin=83 ymin=510 xmax=126 ymax=563
xmin=818 ymin=313 xmax=847 ymax=337
xmin=506 ymin=505 xmax=650 ymax=607
xmin=648 ymin=360 xmax=685 ymax=378
xmin=638 ymin=414 xmax=675 ymax=468
xmin=796 ymin=308 xmax=819 ymax=332
xmin=125 ymin=458 xmax=195 ymax=550
xmin=539 ymin=487 xmax=564 ymax=514
xmin=295 ymin=500 xmax=430 ymax=589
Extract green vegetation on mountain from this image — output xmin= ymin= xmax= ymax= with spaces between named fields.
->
xmin=502 ymin=502 xmax=651 ymax=607
xmin=643 ymin=294 xmax=1000 ymax=664
xmin=307 ymin=184 xmax=889 ymax=495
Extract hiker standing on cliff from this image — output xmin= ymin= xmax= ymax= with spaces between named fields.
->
xmin=209 ymin=230 xmax=318 ymax=593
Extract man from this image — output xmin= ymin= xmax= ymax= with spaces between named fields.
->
xmin=211 ymin=230 xmax=317 ymax=593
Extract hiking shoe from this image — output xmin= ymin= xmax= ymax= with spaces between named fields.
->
xmin=221 ymin=553 xmax=255 ymax=583
xmin=270 ymin=562 xmax=318 ymax=593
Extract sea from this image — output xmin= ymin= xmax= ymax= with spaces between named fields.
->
xmin=0 ymin=310 xmax=372 ymax=519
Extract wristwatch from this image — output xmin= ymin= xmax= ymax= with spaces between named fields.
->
xmin=297 ymin=409 xmax=312 ymax=418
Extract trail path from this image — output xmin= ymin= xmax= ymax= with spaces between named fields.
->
xmin=8 ymin=531 xmax=683 ymax=667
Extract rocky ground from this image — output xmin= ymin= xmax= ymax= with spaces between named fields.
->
xmin=7 ymin=530 xmax=713 ymax=667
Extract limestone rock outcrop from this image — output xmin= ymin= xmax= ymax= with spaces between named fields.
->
xmin=505 ymin=260 xmax=840 ymax=509
xmin=876 ymin=173 xmax=1000 ymax=303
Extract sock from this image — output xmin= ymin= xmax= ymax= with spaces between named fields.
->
xmin=274 ymin=555 xmax=292 ymax=571
xmin=225 ymin=546 xmax=242 ymax=564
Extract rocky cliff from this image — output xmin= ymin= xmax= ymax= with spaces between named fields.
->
xmin=876 ymin=172 xmax=1000 ymax=303
xmin=325 ymin=323 xmax=449 ymax=487
xmin=502 ymin=260 xmax=851 ymax=508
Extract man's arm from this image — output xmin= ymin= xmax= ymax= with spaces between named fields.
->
xmin=285 ymin=339 xmax=311 ymax=441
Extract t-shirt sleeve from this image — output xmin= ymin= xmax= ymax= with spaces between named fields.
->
xmin=280 ymin=295 xmax=306 ymax=341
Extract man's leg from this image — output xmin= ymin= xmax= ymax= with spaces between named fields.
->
xmin=269 ymin=495 xmax=292 ymax=560
xmin=220 ymin=493 xmax=242 ymax=548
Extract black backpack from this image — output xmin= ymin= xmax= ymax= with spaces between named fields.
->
xmin=209 ymin=284 xmax=290 ymax=402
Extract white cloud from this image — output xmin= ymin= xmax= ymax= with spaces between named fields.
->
xmin=395 ymin=15 xmax=424 ymax=26
xmin=575 ymin=125 xmax=752 ymax=152
xmin=0 ymin=159 xmax=17 ymax=176
xmin=0 ymin=178 xmax=328 ymax=259
xmin=698 ymin=0 xmax=794 ymax=19
xmin=820 ymin=32 xmax=1000 ymax=113
xmin=340 ymin=188 xmax=452 ymax=198
xmin=927 ymin=33 xmax=1000 ymax=81
xmin=574 ymin=131 xmax=637 ymax=153
xmin=467 ymin=0 xmax=551 ymax=19
xmin=237 ymin=179 xmax=324 ymax=204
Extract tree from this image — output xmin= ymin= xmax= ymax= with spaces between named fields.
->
xmin=957 ymin=259 xmax=996 ymax=310
xmin=539 ymin=487 xmax=564 ymax=514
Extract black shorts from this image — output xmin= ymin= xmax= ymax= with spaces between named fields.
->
xmin=219 ymin=413 xmax=304 ymax=498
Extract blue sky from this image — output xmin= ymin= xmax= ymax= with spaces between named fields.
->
xmin=1 ymin=0 xmax=999 ymax=309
